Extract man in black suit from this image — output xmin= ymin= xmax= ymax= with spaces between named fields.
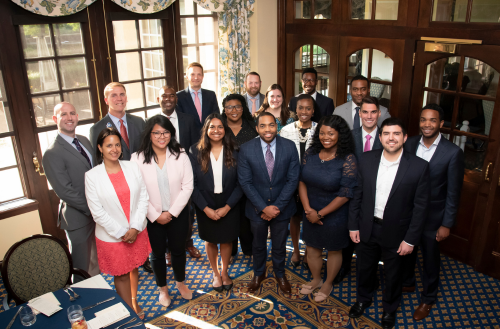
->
xmin=348 ymin=118 xmax=430 ymax=329
xmin=401 ymin=104 xmax=464 ymax=321
xmin=335 ymin=96 xmax=384 ymax=285
xmin=242 ymin=72 xmax=265 ymax=115
xmin=176 ymin=62 xmax=220 ymax=132
xmin=288 ymin=67 xmax=334 ymax=122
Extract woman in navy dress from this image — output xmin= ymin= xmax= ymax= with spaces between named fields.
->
xmin=298 ymin=115 xmax=357 ymax=302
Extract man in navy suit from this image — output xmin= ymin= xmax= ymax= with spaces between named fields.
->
xmin=238 ymin=112 xmax=300 ymax=294
xmin=288 ymin=67 xmax=334 ymax=122
xmin=401 ymin=104 xmax=464 ymax=321
xmin=176 ymin=62 xmax=220 ymax=131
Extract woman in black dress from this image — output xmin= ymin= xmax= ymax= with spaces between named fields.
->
xmin=189 ymin=113 xmax=243 ymax=293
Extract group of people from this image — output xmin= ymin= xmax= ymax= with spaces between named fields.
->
xmin=41 ymin=62 xmax=464 ymax=329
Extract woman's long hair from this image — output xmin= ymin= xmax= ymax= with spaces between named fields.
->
xmin=308 ymin=115 xmax=355 ymax=159
xmin=95 ymin=127 xmax=123 ymax=165
xmin=137 ymin=114 xmax=183 ymax=164
xmin=221 ymin=93 xmax=255 ymax=125
xmin=197 ymin=113 xmax=237 ymax=173
xmin=254 ymin=84 xmax=292 ymax=126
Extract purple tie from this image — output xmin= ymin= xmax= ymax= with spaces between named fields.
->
xmin=364 ymin=135 xmax=372 ymax=152
xmin=265 ymin=144 xmax=274 ymax=180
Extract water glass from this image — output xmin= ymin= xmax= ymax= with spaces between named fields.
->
xmin=20 ymin=306 xmax=36 ymax=326
xmin=67 ymin=305 xmax=88 ymax=329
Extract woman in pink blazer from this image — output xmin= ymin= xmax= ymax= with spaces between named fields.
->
xmin=131 ymin=115 xmax=193 ymax=308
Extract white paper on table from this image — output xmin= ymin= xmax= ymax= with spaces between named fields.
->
xmin=89 ymin=303 xmax=130 ymax=328
xmin=87 ymin=318 xmax=101 ymax=329
xmin=71 ymin=274 xmax=112 ymax=290
xmin=28 ymin=296 xmax=62 ymax=317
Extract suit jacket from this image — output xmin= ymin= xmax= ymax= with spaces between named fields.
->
xmin=85 ymin=161 xmax=149 ymax=243
xmin=130 ymin=149 xmax=193 ymax=220
xmin=42 ymin=134 xmax=95 ymax=231
xmin=238 ymin=136 xmax=300 ymax=221
xmin=89 ymin=113 xmax=146 ymax=161
xmin=243 ymin=92 xmax=265 ymax=113
xmin=348 ymin=149 xmax=430 ymax=248
xmin=288 ymin=92 xmax=334 ymax=122
xmin=334 ymin=101 xmax=391 ymax=130
xmin=189 ymin=145 xmax=243 ymax=210
xmin=174 ymin=110 xmax=200 ymax=151
xmin=352 ymin=126 xmax=383 ymax=160
xmin=176 ymin=88 xmax=220 ymax=130
xmin=404 ymin=135 xmax=464 ymax=231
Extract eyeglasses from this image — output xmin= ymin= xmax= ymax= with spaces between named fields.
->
xmin=302 ymin=79 xmax=316 ymax=84
xmin=151 ymin=131 xmax=171 ymax=138
xmin=224 ymin=105 xmax=243 ymax=112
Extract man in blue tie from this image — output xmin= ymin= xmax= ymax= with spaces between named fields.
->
xmin=238 ymin=112 xmax=300 ymax=294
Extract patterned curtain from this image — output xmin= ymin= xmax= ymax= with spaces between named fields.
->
xmin=11 ymin=0 xmax=97 ymax=16
xmin=109 ymin=0 xmax=175 ymax=13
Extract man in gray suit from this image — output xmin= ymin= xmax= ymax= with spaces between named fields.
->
xmin=42 ymin=102 xmax=99 ymax=282
xmin=334 ymin=75 xmax=391 ymax=130
xmin=89 ymin=82 xmax=145 ymax=161
xmin=242 ymin=72 xmax=265 ymax=115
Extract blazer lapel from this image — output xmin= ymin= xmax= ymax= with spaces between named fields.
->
xmin=120 ymin=161 xmax=134 ymax=221
xmin=370 ymin=150 xmax=383 ymax=200
xmin=271 ymin=137 xmax=282 ymax=183
xmin=353 ymin=128 xmax=363 ymax=154
xmin=99 ymin=164 xmax=126 ymax=219
xmin=373 ymin=128 xmax=383 ymax=150
xmin=407 ymin=136 xmax=420 ymax=155
xmin=201 ymin=89 xmax=209 ymax=121
xmin=56 ymin=135 xmax=92 ymax=170
xmin=346 ymin=101 xmax=354 ymax=127
xmin=255 ymin=139 xmax=269 ymax=181
xmin=387 ymin=152 xmax=410 ymax=202
xmin=125 ymin=114 xmax=135 ymax=152
xmin=429 ymin=136 xmax=448 ymax=166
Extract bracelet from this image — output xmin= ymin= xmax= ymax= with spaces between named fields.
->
xmin=317 ymin=210 xmax=323 ymax=219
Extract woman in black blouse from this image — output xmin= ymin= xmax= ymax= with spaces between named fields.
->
xmin=221 ymin=94 xmax=258 ymax=258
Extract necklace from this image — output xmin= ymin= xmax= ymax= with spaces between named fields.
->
xmin=320 ymin=151 xmax=335 ymax=163
xmin=296 ymin=122 xmax=312 ymax=143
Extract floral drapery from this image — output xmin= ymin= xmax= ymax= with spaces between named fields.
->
xmin=110 ymin=0 xmax=176 ymax=13
xmin=12 ymin=0 xmax=97 ymax=16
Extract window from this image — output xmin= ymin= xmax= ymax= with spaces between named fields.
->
xmin=432 ymin=0 xmax=500 ymax=23
xmin=295 ymin=0 xmax=332 ymax=19
xmin=351 ymin=0 xmax=399 ymax=20
xmin=179 ymin=0 xmax=218 ymax=93
xmin=294 ymin=45 xmax=330 ymax=96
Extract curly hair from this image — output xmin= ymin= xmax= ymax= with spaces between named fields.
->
xmin=308 ymin=115 xmax=354 ymax=159
xmin=254 ymin=84 xmax=292 ymax=126
xmin=221 ymin=93 xmax=255 ymax=124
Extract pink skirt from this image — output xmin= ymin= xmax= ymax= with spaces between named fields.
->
xmin=96 ymin=229 xmax=152 ymax=276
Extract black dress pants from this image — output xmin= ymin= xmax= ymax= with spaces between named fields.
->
xmin=147 ymin=207 xmax=189 ymax=287
xmin=231 ymin=197 xmax=253 ymax=256
xmin=340 ymin=238 xmax=356 ymax=275
xmin=356 ymin=222 xmax=404 ymax=313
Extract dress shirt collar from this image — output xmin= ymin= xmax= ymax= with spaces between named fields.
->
xmin=260 ymin=136 xmax=277 ymax=151
xmin=189 ymin=86 xmax=201 ymax=95
xmin=108 ymin=112 xmax=127 ymax=126
xmin=419 ymin=133 xmax=441 ymax=149
xmin=381 ymin=149 xmax=403 ymax=167
xmin=248 ymin=93 xmax=259 ymax=100
xmin=304 ymin=91 xmax=317 ymax=100
xmin=352 ymin=101 xmax=361 ymax=111
xmin=362 ymin=127 xmax=378 ymax=140
xmin=58 ymin=131 xmax=77 ymax=144
xmin=161 ymin=109 xmax=177 ymax=120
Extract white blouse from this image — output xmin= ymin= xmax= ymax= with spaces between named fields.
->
xmin=210 ymin=148 xmax=224 ymax=194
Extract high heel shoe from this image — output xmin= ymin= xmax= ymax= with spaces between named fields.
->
xmin=300 ymin=280 xmax=323 ymax=294
xmin=222 ymin=275 xmax=233 ymax=291
xmin=291 ymin=260 xmax=301 ymax=267
xmin=314 ymin=286 xmax=333 ymax=302
xmin=212 ymin=275 xmax=224 ymax=293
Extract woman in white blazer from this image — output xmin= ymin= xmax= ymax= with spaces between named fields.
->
xmin=131 ymin=115 xmax=193 ymax=308
xmin=279 ymin=94 xmax=317 ymax=268
xmin=85 ymin=128 xmax=150 ymax=319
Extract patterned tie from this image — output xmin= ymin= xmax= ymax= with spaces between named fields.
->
xmin=364 ymin=135 xmax=372 ymax=152
xmin=353 ymin=106 xmax=360 ymax=129
xmin=194 ymin=91 xmax=202 ymax=122
xmin=119 ymin=119 xmax=130 ymax=149
xmin=265 ymin=144 xmax=274 ymax=180
xmin=250 ymin=98 xmax=257 ymax=115
xmin=73 ymin=138 xmax=92 ymax=167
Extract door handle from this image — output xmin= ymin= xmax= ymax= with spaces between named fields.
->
xmin=32 ymin=151 xmax=45 ymax=176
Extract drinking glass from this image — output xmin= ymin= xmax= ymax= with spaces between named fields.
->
xmin=20 ymin=306 xmax=36 ymax=326
xmin=67 ymin=305 xmax=88 ymax=329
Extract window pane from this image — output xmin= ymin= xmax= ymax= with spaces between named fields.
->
xmin=371 ymin=49 xmax=393 ymax=82
xmin=32 ymin=94 xmax=61 ymax=127
xmin=318 ymin=76 xmax=329 ymax=97
xmin=54 ymin=23 xmax=84 ymax=56
xmin=113 ymin=21 xmax=139 ymax=50
xmin=63 ymin=90 xmax=93 ymax=120
xmin=462 ymin=57 xmax=499 ymax=98
xmin=432 ymin=0 xmax=468 ymax=22
xmin=145 ymin=79 xmax=166 ymax=107
xmin=198 ymin=17 xmax=214 ymax=43
xmin=20 ymin=25 xmax=54 ymax=58
xmin=295 ymin=1 xmax=311 ymax=19
xmin=203 ymin=72 xmax=217 ymax=94
xmin=182 ymin=46 xmax=198 ymax=72
xmin=0 ymin=168 xmax=24 ymax=202
xmin=130 ymin=111 xmax=146 ymax=119
xmin=181 ymin=18 xmax=196 ymax=44
xmin=312 ymin=46 xmax=329 ymax=74
xmin=116 ymin=52 xmax=142 ymax=81
xmin=38 ymin=129 xmax=58 ymax=156
xmin=295 ymin=45 xmax=310 ymax=70
xmin=59 ymin=57 xmax=89 ymax=89
xmin=179 ymin=0 xmax=194 ymax=15
xmin=351 ymin=0 xmax=372 ymax=20
xmin=375 ymin=0 xmax=399 ymax=20
xmin=147 ymin=108 xmax=162 ymax=118
xmin=315 ymin=0 xmax=332 ymax=19
xmin=456 ymin=97 xmax=492 ymax=137
xmin=348 ymin=49 xmax=369 ymax=77
xmin=27 ymin=60 xmax=59 ymax=93
xmin=470 ymin=0 xmax=500 ymax=23
xmin=295 ymin=72 xmax=303 ymax=95
xmin=424 ymin=56 xmax=461 ymax=90
xmin=123 ymin=82 xmax=144 ymax=110
xmin=142 ymin=50 xmax=165 ymax=79
xmin=0 ymin=68 xmax=14 ymax=134
xmin=199 ymin=45 xmax=215 ymax=70
xmin=0 ymin=137 xmax=17 ymax=168
xmin=370 ymin=82 xmax=391 ymax=109
xmin=423 ymin=90 xmax=455 ymax=125
xmin=197 ymin=4 xmax=212 ymax=15
xmin=140 ymin=20 xmax=163 ymax=48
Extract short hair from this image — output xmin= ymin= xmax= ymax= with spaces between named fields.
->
xmin=360 ymin=96 xmax=380 ymax=110
xmin=422 ymin=103 xmax=445 ymax=121
xmin=53 ymin=102 xmax=75 ymax=116
xmin=95 ymin=127 xmax=123 ymax=164
xmin=185 ymin=62 xmax=204 ymax=75
xmin=296 ymin=93 xmax=319 ymax=112
xmin=379 ymin=118 xmax=407 ymax=135
xmin=256 ymin=111 xmax=276 ymax=125
xmin=351 ymin=75 xmax=369 ymax=86
xmin=159 ymin=85 xmax=176 ymax=97
xmin=104 ymin=82 xmax=126 ymax=98
xmin=245 ymin=72 xmax=261 ymax=81
xmin=302 ymin=67 xmax=318 ymax=79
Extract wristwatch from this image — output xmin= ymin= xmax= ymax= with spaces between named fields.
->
xmin=317 ymin=210 xmax=323 ymax=219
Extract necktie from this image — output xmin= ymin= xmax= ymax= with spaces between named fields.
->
xmin=194 ymin=91 xmax=202 ymax=122
xmin=119 ymin=119 xmax=130 ymax=149
xmin=265 ymin=144 xmax=274 ymax=180
xmin=353 ymin=106 xmax=360 ymax=129
xmin=250 ymin=98 xmax=256 ymax=115
xmin=364 ymin=135 xmax=372 ymax=152
xmin=73 ymin=138 xmax=92 ymax=167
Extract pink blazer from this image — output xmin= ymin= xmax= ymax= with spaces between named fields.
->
xmin=131 ymin=149 xmax=193 ymax=221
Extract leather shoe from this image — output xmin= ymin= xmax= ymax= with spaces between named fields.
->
xmin=276 ymin=276 xmax=291 ymax=294
xmin=165 ymin=252 xmax=172 ymax=267
xmin=348 ymin=301 xmax=372 ymax=318
xmin=381 ymin=311 xmax=396 ymax=329
xmin=186 ymin=246 xmax=201 ymax=258
xmin=413 ymin=302 xmax=434 ymax=321
xmin=402 ymin=285 xmax=415 ymax=293
xmin=142 ymin=259 xmax=153 ymax=273
xmin=248 ymin=273 xmax=266 ymax=292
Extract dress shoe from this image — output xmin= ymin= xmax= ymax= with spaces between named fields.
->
xmin=248 ymin=273 xmax=266 ymax=292
xmin=276 ymin=276 xmax=291 ymax=294
xmin=223 ymin=280 xmax=234 ymax=291
xmin=333 ymin=268 xmax=349 ymax=284
xmin=165 ymin=252 xmax=172 ymax=267
xmin=142 ymin=259 xmax=153 ymax=273
xmin=381 ymin=311 xmax=396 ymax=329
xmin=186 ymin=246 xmax=201 ymax=258
xmin=349 ymin=301 xmax=372 ymax=318
xmin=413 ymin=302 xmax=434 ymax=321
xmin=402 ymin=285 xmax=415 ymax=293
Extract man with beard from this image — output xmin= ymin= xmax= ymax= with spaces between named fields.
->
xmin=242 ymin=72 xmax=265 ymax=115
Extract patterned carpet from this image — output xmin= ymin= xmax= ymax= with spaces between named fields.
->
xmin=1 ymin=223 xmax=500 ymax=328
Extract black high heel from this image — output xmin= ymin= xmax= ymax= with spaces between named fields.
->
xmin=291 ymin=260 xmax=301 ymax=268
xmin=222 ymin=276 xmax=233 ymax=291
xmin=212 ymin=275 xmax=224 ymax=293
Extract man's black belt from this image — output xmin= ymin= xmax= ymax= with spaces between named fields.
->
xmin=373 ymin=216 xmax=383 ymax=224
